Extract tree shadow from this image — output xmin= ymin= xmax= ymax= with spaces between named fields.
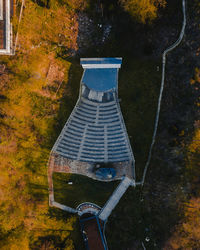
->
xmin=31 ymin=0 xmax=50 ymax=8
xmin=47 ymin=59 xmax=82 ymax=148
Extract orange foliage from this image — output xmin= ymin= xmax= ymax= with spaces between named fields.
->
xmin=164 ymin=198 xmax=200 ymax=249
xmin=18 ymin=0 xmax=79 ymax=53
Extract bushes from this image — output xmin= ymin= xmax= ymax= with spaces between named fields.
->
xmin=18 ymin=0 xmax=79 ymax=55
xmin=61 ymin=0 xmax=89 ymax=11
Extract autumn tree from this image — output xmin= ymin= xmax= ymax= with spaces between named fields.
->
xmin=119 ymin=0 xmax=166 ymax=23
xmin=0 ymin=0 xmax=79 ymax=248
xmin=62 ymin=0 xmax=89 ymax=11
xmin=18 ymin=0 xmax=79 ymax=54
xmin=164 ymin=198 xmax=200 ymax=249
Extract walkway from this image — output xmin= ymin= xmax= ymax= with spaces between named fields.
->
xmin=48 ymin=155 xmax=77 ymax=214
xmin=98 ymin=177 xmax=133 ymax=221
xmin=138 ymin=0 xmax=186 ymax=186
xmin=51 ymin=201 xmax=77 ymax=213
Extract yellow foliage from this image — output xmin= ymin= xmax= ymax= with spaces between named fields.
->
xmin=179 ymin=130 xmax=185 ymax=136
xmin=164 ymin=198 xmax=200 ymax=249
xmin=3 ymin=236 xmax=29 ymax=250
xmin=190 ymin=67 xmax=200 ymax=84
xmin=0 ymin=61 xmax=76 ymax=247
xmin=18 ymin=0 xmax=78 ymax=52
xmin=194 ymin=67 xmax=200 ymax=83
xmin=64 ymin=0 xmax=89 ymax=11
xmin=0 ymin=1 xmax=79 ymax=248
xmin=120 ymin=0 xmax=166 ymax=23
xmin=188 ymin=129 xmax=200 ymax=153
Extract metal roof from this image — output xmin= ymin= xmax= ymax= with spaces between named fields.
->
xmin=80 ymin=58 xmax=122 ymax=69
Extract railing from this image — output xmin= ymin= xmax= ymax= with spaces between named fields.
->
xmin=77 ymin=202 xmax=101 ymax=216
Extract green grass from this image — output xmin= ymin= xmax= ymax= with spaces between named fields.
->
xmin=119 ymin=58 xmax=162 ymax=178
xmin=53 ymin=173 xmax=119 ymax=208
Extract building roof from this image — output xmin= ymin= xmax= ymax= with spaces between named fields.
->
xmin=80 ymin=58 xmax=122 ymax=69
xmin=81 ymin=58 xmax=122 ymax=92
xmin=82 ymin=68 xmax=118 ymax=92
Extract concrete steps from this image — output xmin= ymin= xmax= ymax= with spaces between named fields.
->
xmin=53 ymin=95 xmax=133 ymax=163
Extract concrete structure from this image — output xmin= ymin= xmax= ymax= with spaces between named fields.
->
xmin=48 ymin=57 xmax=135 ymax=210
xmin=49 ymin=58 xmax=135 ymax=183
xmin=0 ymin=0 xmax=12 ymax=55
xmin=48 ymin=58 xmax=136 ymax=247
xmin=99 ymin=176 xmax=134 ymax=221
xmin=77 ymin=202 xmax=101 ymax=216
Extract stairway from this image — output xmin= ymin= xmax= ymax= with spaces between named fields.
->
xmin=98 ymin=177 xmax=133 ymax=221
xmin=54 ymin=96 xmax=132 ymax=163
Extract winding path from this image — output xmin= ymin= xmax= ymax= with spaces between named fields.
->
xmin=137 ymin=0 xmax=187 ymax=186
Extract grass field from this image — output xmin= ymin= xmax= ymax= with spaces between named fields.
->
xmin=53 ymin=173 xmax=119 ymax=208
xmin=118 ymin=58 xmax=162 ymax=179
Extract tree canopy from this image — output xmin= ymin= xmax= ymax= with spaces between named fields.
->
xmin=119 ymin=0 xmax=166 ymax=23
xmin=0 ymin=0 xmax=80 ymax=248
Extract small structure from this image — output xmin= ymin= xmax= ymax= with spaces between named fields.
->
xmin=0 ymin=0 xmax=13 ymax=55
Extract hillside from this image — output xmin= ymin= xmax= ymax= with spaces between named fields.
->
xmin=0 ymin=0 xmax=199 ymax=249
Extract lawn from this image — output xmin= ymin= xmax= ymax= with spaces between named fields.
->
xmin=53 ymin=173 xmax=119 ymax=208
xmin=119 ymin=58 xmax=162 ymax=179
